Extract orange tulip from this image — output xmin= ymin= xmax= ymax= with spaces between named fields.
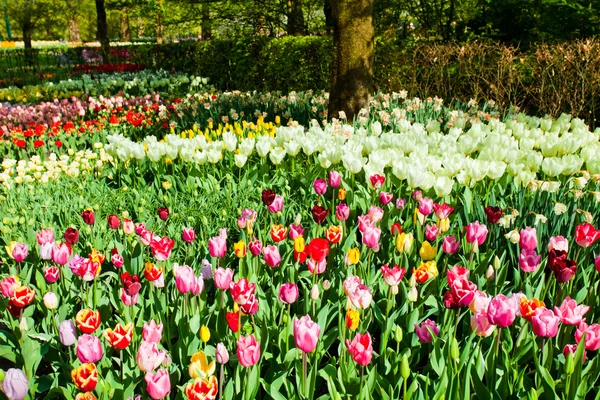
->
xmin=10 ymin=285 xmax=35 ymax=308
xmin=326 ymin=226 xmax=343 ymax=244
xmin=270 ymin=225 xmax=288 ymax=243
xmin=71 ymin=363 xmax=98 ymax=392
xmin=520 ymin=297 xmax=545 ymax=322
xmin=76 ymin=309 xmax=101 ymax=334
xmin=104 ymin=322 xmax=134 ymax=349
xmin=143 ymin=262 xmax=163 ymax=281
xmin=75 ymin=393 xmax=97 ymax=400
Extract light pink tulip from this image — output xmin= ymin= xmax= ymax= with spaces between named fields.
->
xmin=174 ymin=264 xmax=196 ymax=293
xmin=213 ymin=267 xmax=234 ymax=290
xmin=414 ymin=319 xmax=440 ymax=343
xmin=531 ymin=307 xmax=559 ymax=338
xmin=554 ymin=297 xmax=590 ymax=326
xmin=487 ymin=294 xmax=517 ymax=328
xmin=137 ymin=342 xmax=166 ymax=372
xmin=519 ymin=249 xmax=541 ymax=272
xmin=442 ymin=236 xmax=460 ymax=254
xmin=278 ymin=283 xmax=299 ymax=304
xmin=142 ymin=320 xmax=163 ymax=343
xmin=145 ymin=369 xmax=171 ymax=400
xmin=263 ymin=245 xmax=281 ymax=267
xmin=294 ymin=315 xmax=321 ymax=353
xmin=519 ymin=227 xmax=538 ymax=250
xmin=77 ymin=334 xmax=103 ymax=363
xmin=236 ymin=334 xmax=261 ymax=367
xmin=268 ymin=195 xmax=284 ymax=213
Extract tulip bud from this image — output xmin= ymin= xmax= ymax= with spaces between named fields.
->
xmin=485 ymin=265 xmax=495 ymax=280
xmin=216 ymin=342 xmax=229 ymax=364
xmin=408 ymin=274 xmax=416 ymax=287
xmin=529 ymin=388 xmax=539 ymax=400
xmin=310 ymin=284 xmax=319 ymax=300
xmin=505 ymin=229 xmax=520 ymax=244
xmin=19 ymin=316 xmax=28 ymax=332
xmin=161 ymin=353 xmax=172 ymax=368
xmin=294 ymin=213 xmax=302 ymax=225
xmin=450 ymin=337 xmax=460 ymax=361
xmin=200 ymin=326 xmax=210 ymax=343
xmin=565 ymin=352 xmax=574 ymax=374
xmin=43 ymin=292 xmax=58 ymax=309
xmin=407 ymin=286 xmax=418 ymax=302
xmin=400 ymin=354 xmax=410 ymax=380
xmin=394 ymin=326 xmax=403 ymax=343
xmin=322 ymin=280 xmax=331 ymax=290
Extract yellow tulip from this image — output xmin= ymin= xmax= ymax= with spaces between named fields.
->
xmin=188 ymin=350 xmax=215 ymax=379
xmin=234 ymin=240 xmax=246 ymax=258
xmin=200 ymin=326 xmax=210 ymax=343
xmin=419 ymin=242 xmax=437 ymax=261
xmin=294 ymin=236 xmax=305 ymax=253
xmin=338 ymin=188 xmax=347 ymax=201
xmin=437 ymin=218 xmax=450 ymax=233
xmin=396 ymin=233 xmax=414 ymax=253
xmin=346 ymin=309 xmax=360 ymax=331
xmin=347 ymin=248 xmax=360 ymax=264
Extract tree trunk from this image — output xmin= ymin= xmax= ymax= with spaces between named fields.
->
xmin=23 ymin=21 xmax=33 ymax=65
xmin=287 ymin=0 xmax=305 ymax=35
xmin=328 ymin=0 xmax=374 ymax=122
xmin=324 ymin=0 xmax=333 ymax=34
xmin=137 ymin=16 xmax=144 ymax=38
xmin=68 ymin=16 xmax=81 ymax=42
xmin=155 ymin=0 xmax=164 ymax=43
xmin=95 ymin=0 xmax=110 ymax=62
xmin=201 ymin=2 xmax=211 ymax=39
xmin=120 ymin=11 xmax=131 ymax=42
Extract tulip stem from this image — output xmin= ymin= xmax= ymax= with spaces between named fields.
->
xmin=360 ymin=366 xmax=365 ymax=400
xmin=302 ymin=351 xmax=307 ymax=398
xmin=120 ymin=349 xmax=124 ymax=383
xmin=219 ymin=364 xmax=223 ymax=400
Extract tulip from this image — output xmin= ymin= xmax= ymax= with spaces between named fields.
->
xmin=554 ymin=296 xmax=590 ymax=326
xmin=59 ymin=320 xmax=77 ymax=346
xmin=77 ymin=334 xmax=103 ymax=363
xmin=174 ymin=264 xmax=196 ymax=294
xmin=268 ymin=195 xmax=284 ymax=213
xmin=548 ymin=236 xmax=568 ymax=253
xmin=313 ymin=179 xmax=327 ymax=195
xmin=10 ymin=243 xmax=28 ymax=263
xmin=307 ymin=238 xmax=329 ymax=262
xmin=294 ymin=315 xmax=321 ymax=353
xmin=111 ymin=253 xmax=124 ymax=268
xmin=43 ymin=266 xmax=60 ymax=283
xmin=213 ymin=267 xmax=234 ymax=290
xmin=104 ymin=323 xmax=134 ymax=349
xmin=425 ymin=224 xmax=438 ymax=241
xmin=3 ymin=368 xmax=28 ymax=400
xmin=279 ymin=283 xmax=299 ymax=304
xmin=519 ymin=227 xmax=537 ymax=250
xmin=182 ymin=227 xmax=196 ymax=243
xmin=200 ymin=326 xmax=210 ymax=343
xmin=64 ymin=227 xmax=80 ymax=244
xmin=519 ymin=297 xmax=545 ymax=321
xmin=369 ymin=174 xmax=385 ymax=189
xmin=487 ymin=294 xmax=517 ymax=328
xmin=10 ymin=285 xmax=35 ymax=308
xmin=121 ymin=288 xmax=138 ymax=306
xmin=336 ymin=203 xmax=350 ymax=221
xmin=575 ymin=223 xmax=600 ymax=248
xmin=71 ymin=363 xmax=98 ymax=392
xmin=216 ymin=342 xmax=229 ymax=365
xmin=450 ymin=278 xmax=477 ymax=307
xmin=150 ymin=237 xmax=175 ymax=261
xmin=563 ymin=343 xmax=587 ymax=363
xmin=414 ymin=319 xmax=440 ymax=343
xmin=396 ymin=198 xmax=407 ymax=209
xmin=519 ymin=249 xmax=541 ymax=272
xmin=145 ymin=369 xmax=171 ymax=399
xmin=346 ymin=332 xmax=373 ymax=366
xmin=362 ymin=226 xmax=381 ymax=251
xmin=39 ymin=242 xmax=53 ymax=260
xmin=157 ymin=207 xmax=170 ymax=221
xmin=43 ymin=292 xmax=58 ymax=309
xmin=345 ymin=248 xmax=360 ymax=265
xmin=310 ymin=284 xmax=320 ymax=300
xmin=208 ymin=234 xmax=227 ymax=258
xmin=433 ymin=202 xmax=454 ymax=219
xmin=419 ymin=241 xmax=437 ymax=261
xmin=437 ymin=218 xmax=450 ymax=233
xmin=531 ymin=307 xmax=560 ymax=338
xmin=107 ymin=214 xmax=120 ymax=229
xmin=379 ymin=191 xmax=393 ymax=205
xmin=442 ymin=236 xmax=460 ymax=254
xmin=263 ymin=245 xmax=282 ymax=267
xmin=443 ymin=291 xmax=459 ymax=309
xmin=143 ymin=320 xmax=163 ymax=343
xmin=188 ymin=350 xmax=215 ymax=380
xmin=547 ymin=249 xmax=577 ymax=283
xmin=396 ymin=232 xmax=414 ymax=253
xmin=326 ymin=225 xmax=343 ymax=244
xmin=470 ymin=311 xmax=495 ymax=337
xmin=248 ymin=239 xmax=263 ymax=256
xmin=380 ymin=264 xmax=406 ymax=287
xmin=346 ymin=309 xmax=360 ymax=331
xmin=137 ymin=341 xmax=166 ymax=373
xmin=236 ymin=334 xmax=261 ymax=367
xmin=262 ymin=189 xmax=276 ymax=206
xmin=338 ymin=188 xmax=347 ymax=200
xmin=311 ymin=205 xmax=329 ymax=224
xmin=348 ymin=284 xmax=372 ymax=309
xmin=230 ymin=278 xmax=256 ymax=306
xmin=81 ymin=210 xmax=95 ymax=225
xmin=307 ymin=258 xmax=327 ymax=274
xmin=270 ymin=225 xmax=288 ymax=242
xmin=484 ymin=206 xmax=503 ymax=224
xmin=466 ymin=221 xmax=488 ymax=246
xmin=390 ymin=222 xmax=402 ymax=236
xmin=328 ymin=171 xmax=341 ymax=187
xmin=418 ymin=198 xmax=433 ymax=216
xmin=575 ymin=322 xmax=600 ymax=351
xmin=52 ymin=243 xmax=70 ymax=265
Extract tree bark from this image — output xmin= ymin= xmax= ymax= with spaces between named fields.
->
xmin=324 ymin=0 xmax=333 ymax=34
xmin=201 ymin=2 xmax=211 ymax=39
xmin=328 ymin=0 xmax=374 ymax=122
xmin=95 ymin=0 xmax=110 ymax=62
xmin=68 ymin=16 xmax=81 ymax=42
xmin=120 ymin=11 xmax=131 ymax=42
xmin=287 ymin=0 xmax=305 ymax=36
xmin=22 ymin=22 xmax=32 ymax=49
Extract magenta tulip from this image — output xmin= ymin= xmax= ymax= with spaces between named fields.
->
xmin=487 ymin=294 xmax=517 ymax=328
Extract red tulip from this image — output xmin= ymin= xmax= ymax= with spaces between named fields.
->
xmin=346 ymin=332 xmax=373 ymax=365
xmin=307 ymin=238 xmax=329 ymax=262
xmin=311 ymin=205 xmax=329 ymax=225
xmin=575 ymin=223 xmax=600 ymax=248
xmin=107 ymin=214 xmax=120 ymax=230
xmin=81 ymin=210 xmax=95 ymax=225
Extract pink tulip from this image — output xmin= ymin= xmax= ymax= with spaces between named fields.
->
xmin=123 ymin=219 xmax=135 ymax=235
xmin=471 ymin=311 xmax=495 ymax=337
xmin=519 ymin=249 xmax=541 ymax=273
xmin=145 ymin=369 xmax=171 ymax=400
xmin=531 ymin=307 xmax=559 ymax=338
xmin=191 ymin=276 xmax=204 ymax=296
xmin=77 ymin=334 xmax=103 ymax=363
xmin=294 ymin=315 xmax=321 ymax=353
xmin=51 ymin=243 xmax=70 ymax=265
xmin=548 ymin=236 xmax=568 ymax=253
xmin=174 ymin=264 xmax=196 ymax=293
xmin=263 ymin=245 xmax=281 ymax=267
xmin=418 ymin=198 xmax=433 ymax=216
xmin=289 ymin=224 xmax=305 ymax=240
xmin=469 ymin=291 xmax=492 ymax=313
xmin=121 ymin=288 xmax=139 ymax=306
xmin=433 ymin=203 xmax=454 ymax=219
xmin=380 ymin=264 xmax=406 ymax=286
xmin=213 ymin=267 xmax=234 ymax=290
xmin=137 ymin=341 xmax=166 ymax=372
xmin=442 ymin=236 xmax=460 ymax=254
xmin=554 ymin=297 xmax=590 ymax=326
xmin=362 ymin=226 xmax=381 ymax=251
xmin=336 ymin=203 xmax=350 ymax=221
xmin=446 ymin=265 xmax=469 ymax=286
xmin=346 ymin=332 xmax=373 ymax=366
xmin=240 ymin=294 xmax=258 ymax=316
xmin=367 ymin=206 xmax=384 ymax=223
xmin=143 ymin=320 xmax=163 ymax=343
xmin=487 ymin=294 xmax=517 ymax=328
xmin=563 ymin=344 xmax=587 ymax=363
xmin=150 ymin=237 xmax=175 ymax=261
xmin=43 ymin=266 xmax=60 ymax=283
xmin=414 ymin=319 xmax=440 ymax=343
xmin=328 ymin=171 xmax=341 ymax=188
xmin=216 ymin=342 xmax=229 ymax=364
xmin=11 ymin=243 xmax=28 ymax=263
xmin=396 ymin=198 xmax=407 ymax=209
xmin=0 ymin=276 xmax=18 ymax=298
xmin=466 ymin=221 xmax=488 ymax=245
xmin=39 ymin=242 xmax=54 ymax=260
xmin=379 ymin=192 xmax=393 ymax=205
xmin=348 ymin=284 xmax=372 ymax=309
xmin=313 ymin=179 xmax=327 ymax=195
xmin=519 ymin=227 xmax=537 ymax=251
xmin=182 ymin=227 xmax=196 ymax=243
xmin=412 ymin=190 xmax=422 ymax=200
xmin=278 ymin=283 xmax=299 ymax=304
xmin=268 ymin=195 xmax=284 ymax=213
xmin=307 ymin=258 xmax=327 ymax=274
xmin=575 ymin=322 xmax=600 ymax=351
xmin=111 ymin=253 xmax=124 ymax=268
xmin=36 ymin=228 xmax=54 ymax=245
xmin=425 ymin=224 xmax=438 ymax=241
xmin=230 ymin=278 xmax=256 ymax=306
xmin=450 ymin=278 xmax=477 ymax=307
xmin=236 ymin=334 xmax=261 ymax=367
xmin=208 ymin=235 xmax=227 ymax=258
